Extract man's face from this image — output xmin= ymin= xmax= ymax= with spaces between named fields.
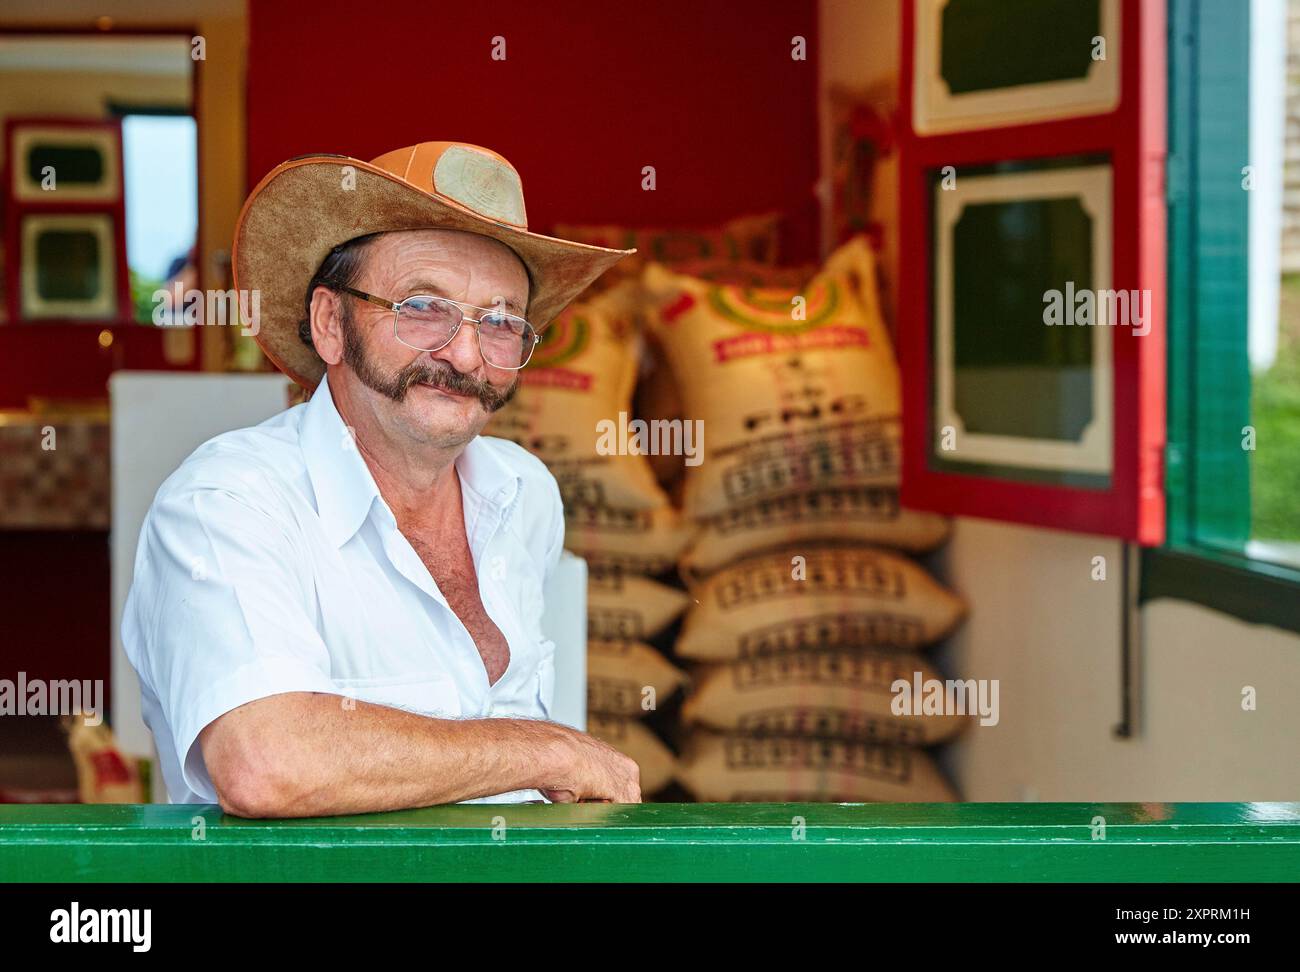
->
xmin=324 ymin=229 xmax=529 ymax=449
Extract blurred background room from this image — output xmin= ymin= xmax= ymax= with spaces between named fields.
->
xmin=0 ymin=0 xmax=1296 ymax=807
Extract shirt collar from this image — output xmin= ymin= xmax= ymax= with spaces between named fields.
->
xmin=455 ymin=422 xmax=524 ymax=525
xmin=301 ymin=373 xmax=383 ymax=547
xmin=301 ymin=374 xmax=523 ymax=547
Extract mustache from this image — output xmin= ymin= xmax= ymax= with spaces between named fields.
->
xmin=394 ymin=360 xmax=517 ymax=412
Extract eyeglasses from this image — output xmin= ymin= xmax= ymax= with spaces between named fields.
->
xmin=335 ymin=285 xmax=540 ymax=370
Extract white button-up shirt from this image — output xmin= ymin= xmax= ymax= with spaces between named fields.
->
xmin=122 ymin=373 xmax=563 ymax=806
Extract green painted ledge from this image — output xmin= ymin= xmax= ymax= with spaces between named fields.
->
xmin=2 ymin=802 xmax=1298 ymax=883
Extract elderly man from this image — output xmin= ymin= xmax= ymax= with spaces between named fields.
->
xmin=122 ymin=141 xmax=642 ymax=816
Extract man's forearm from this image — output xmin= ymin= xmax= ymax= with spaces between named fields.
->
xmin=207 ymin=692 xmax=572 ymax=817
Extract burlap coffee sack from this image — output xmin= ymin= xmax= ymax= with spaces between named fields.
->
xmin=629 ymin=263 xmax=817 ymax=492
xmin=664 ymin=260 xmax=817 ymax=289
xmin=485 ymin=282 xmax=669 ymax=511
xmin=681 ymin=487 xmax=951 ymax=576
xmin=676 ymin=544 xmax=966 ymax=659
xmin=676 ymin=731 xmax=958 ymax=802
xmin=640 ymin=233 xmax=901 ymax=519
xmin=587 ymin=569 xmax=691 ymax=641
xmin=587 ymin=713 xmax=677 ymax=795
xmin=588 ymin=639 xmax=689 ymax=717
xmin=681 ymin=648 xmax=970 ymax=746
xmin=553 ymin=212 xmax=783 ymax=293
xmin=565 ymin=504 xmax=697 ymax=575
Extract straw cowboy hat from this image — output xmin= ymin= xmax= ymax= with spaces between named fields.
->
xmin=232 ymin=140 xmax=637 ymax=389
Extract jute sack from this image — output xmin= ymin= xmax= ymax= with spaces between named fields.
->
xmin=587 ymin=570 xmax=691 ymax=641
xmin=676 ymin=731 xmax=958 ymax=802
xmin=641 ymin=233 xmax=901 ymax=519
xmin=553 ymin=212 xmax=784 ymax=293
xmin=681 ymin=648 xmax=970 ymax=746
xmin=676 ymin=544 xmax=966 ymax=659
xmin=587 ymin=639 xmax=689 ymax=717
xmin=587 ymin=713 xmax=677 ymax=794
xmin=628 ymin=264 xmax=819 ymax=493
xmin=681 ymin=487 xmax=950 ymax=576
xmin=662 ymin=259 xmax=816 ymax=289
xmin=485 ymin=282 xmax=669 ymax=511
xmin=565 ymin=504 xmax=697 ymax=575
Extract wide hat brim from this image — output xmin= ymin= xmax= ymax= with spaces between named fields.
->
xmin=232 ymin=154 xmax=636 ymax=390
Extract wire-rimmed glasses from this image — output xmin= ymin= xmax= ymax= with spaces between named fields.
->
xmin=336 ymin=285 xmax=539 ymax=370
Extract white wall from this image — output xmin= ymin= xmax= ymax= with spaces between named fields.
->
xmin=934 ymin=519 xmax=1300 ymax=801
xmin=820 ymin=0 xmax=1300 ymax=800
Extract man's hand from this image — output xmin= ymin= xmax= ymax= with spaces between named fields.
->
xmin=540 ymin=729 xmax=642 ymax=804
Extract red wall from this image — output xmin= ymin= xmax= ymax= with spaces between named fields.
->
xmin=0 ymin=326 xmax=180 ymax=409
xmin=246 ymin=0 xmax=821 ymax=261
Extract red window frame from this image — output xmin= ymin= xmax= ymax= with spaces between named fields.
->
xmin=4 ymin=117 xmax=132 ymax=326
xmin=897 ymin=0 xmax=1167 ymax=544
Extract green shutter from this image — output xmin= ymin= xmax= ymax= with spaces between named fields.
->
xmin=1165 ymin=0 xmax=1252 ymax=548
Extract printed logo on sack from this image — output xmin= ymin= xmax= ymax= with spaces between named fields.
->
xmin=526 ymin=308 xmax=589 ymax=368
xmin=708 ymin=277 xmax=842 ymax=333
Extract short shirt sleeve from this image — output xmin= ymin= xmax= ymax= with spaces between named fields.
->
xmin=124 ymin=481 xmax=339 ymax=800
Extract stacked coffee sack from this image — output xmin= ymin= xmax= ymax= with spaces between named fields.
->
xmin=487 ymin=214 xmax=800 ymax=797
xmin=485 ymin=271 xmax=696 ymax=797
xmin=636 ymin=233 xmax=970 ymax=802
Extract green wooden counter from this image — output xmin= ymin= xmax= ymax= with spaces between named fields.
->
xmin=1 ymin=802 xmax=1298 ymax=883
